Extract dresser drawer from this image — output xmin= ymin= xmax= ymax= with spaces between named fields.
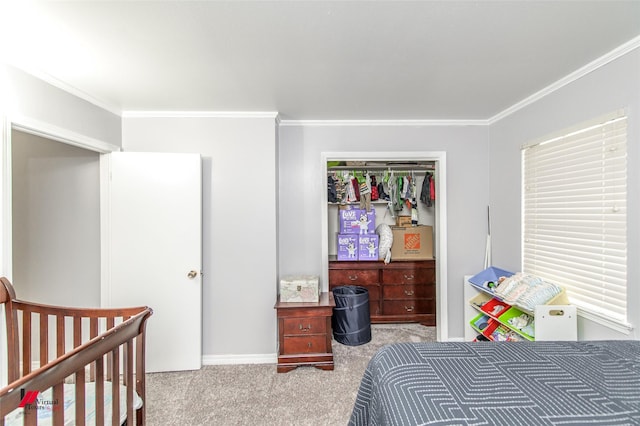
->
xmin=382 ymin=299 xmax=435 ymax=316
xmin=331 ymin=284 xmax=380 ymax=301
xmin=382 ymin=268 xmax=435 ymax=285
xmin=282 ymin=335 xmax=328 ymax=355
xmin=329 ymin=269 xmax=379 ymax=285
xmin=282 ymin=317 xmax=327 ymax=336
xmin=382 ymin=284 xmax=435 ymax=300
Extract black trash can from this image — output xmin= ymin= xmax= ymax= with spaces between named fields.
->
xmin=332 ymin=286 xmax=372 ymax=346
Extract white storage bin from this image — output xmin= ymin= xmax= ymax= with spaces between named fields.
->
xmin=534 ymin=305 xmax=577 ymax=341
xmin=279 ymin=275 xmax=320 ymax=303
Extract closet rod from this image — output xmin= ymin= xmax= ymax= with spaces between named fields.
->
xmin=327 ymin=164 xmax=434 ymax=171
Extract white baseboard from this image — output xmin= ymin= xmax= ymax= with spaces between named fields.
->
xmin=202 ymin=353 xmax=277 ymax=366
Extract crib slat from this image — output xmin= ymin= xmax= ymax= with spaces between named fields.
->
xmin=73 ymin=316 xmax=82 ymax=350
xmin=56 ymin=315 xmax=66 ymax=358
xmin=136 ymin=332 xmax=146 ymax=425
xmin=74 ymin=317 xmax=86 ymax=426
xmin=23 ymin=399 xmax=37 ymax=426
xmin=89 ymin=318 xmax=99 ymax=382
xmin=95 ymin=352 xmax=105 ymax=426
xmin=75 ymin=368 xmax=86 ymax=426
xmin=111 ymin=346 xmax=120 ymax=426
xmin=52 ymin=382 xmax=65 ymax=426
xmin=106 ymin=317 xmax=115 ymax=382
xmin=126 ymin=339 xmax=134 ymax=425
xmin=40 ymin=312 xmax=49 ymax=367
xmin=22 ymin=310 xmax=32 ymax=376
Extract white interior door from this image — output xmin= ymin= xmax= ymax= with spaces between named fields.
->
xmin=102 ymin=152 xmax=202 ymax=372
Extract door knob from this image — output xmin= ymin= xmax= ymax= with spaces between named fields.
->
xmin=187 ymin=270 xmax=198 ymax=279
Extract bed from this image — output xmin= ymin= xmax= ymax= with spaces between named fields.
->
xmin=0 ymin=277 xmax=152 ymax=425
xmin=349 ymin=340 xmax=640 ymax=425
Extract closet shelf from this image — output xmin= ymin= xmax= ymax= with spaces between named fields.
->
xmin=327 ymin=166 xmax=435 ymax=172
xmin=328 ymin=200 xmax=391 ymax=206
xmin=328 ymin=163 xmax=434 ymax=171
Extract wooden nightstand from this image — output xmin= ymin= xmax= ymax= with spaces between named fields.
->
xmin=274 ymin=292 xmax=335 ymax=373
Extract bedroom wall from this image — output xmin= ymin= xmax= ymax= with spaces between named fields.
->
xmin=122 ymin=115 xmax=279 ymax=360
xmin=277 ymin=124 xmax=490 ymax=340
xmin=488 ymin=48 xmax=640 ymax=340
xmin=11 ymin=130 xmax=100 ymax=306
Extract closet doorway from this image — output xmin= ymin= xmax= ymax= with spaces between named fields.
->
xmin=11 ymin=129 xmax=101 ymax=307
xmin=321 ymin=151 xmax=448 ymax=341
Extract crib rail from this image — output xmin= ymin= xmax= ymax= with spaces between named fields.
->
xmin=0 ymin=277 xmax=152 ymax=426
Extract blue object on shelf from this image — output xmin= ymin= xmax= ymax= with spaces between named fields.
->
xmin=469 ymin=266 xmax=515 ymax=292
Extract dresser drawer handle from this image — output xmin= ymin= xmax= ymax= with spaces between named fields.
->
xmin=404 ymin=305 xmax=414 ymax=312
xmin=404 ymin=290 xmax=414 ymax=296
xmin=348 ymin=274 xmax=358 ymax=281
xmin=403 ymin=274 xmax=415 ymax=280
xmin=299 ymin=324 xmax=312 ymax=331
xmin=307 ymin=342 xmax=313 ymax=348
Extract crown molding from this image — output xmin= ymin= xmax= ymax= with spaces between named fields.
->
xmin=121 ymin=111 xmax=279 ymax=119
xmin=278 ymin=119 xmax=488 ymax=127
xmin=488 ymin=35 xmax=640 ymax=125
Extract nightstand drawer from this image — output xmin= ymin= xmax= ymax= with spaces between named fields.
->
xmin=383 ymin=299 xmax=435 ymax=316
xmin=383 ymin=284 xmax=435 ymax=300
xmin=382 ymin=268 xmax=435 ymax=285
xmin=329 ymin=269 xmax=379 ymax=285
xmin=282 ymin=317 xmax=327 ymax=335
xmin=282 ymin=335 xmax=328 ymax=354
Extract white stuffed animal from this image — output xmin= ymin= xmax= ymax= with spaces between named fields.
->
xmin=376 ymin=223 xmax=393 ymax=264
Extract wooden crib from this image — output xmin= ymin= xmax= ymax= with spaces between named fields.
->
xmin=0 ymin=277 xmax=152 ymax=425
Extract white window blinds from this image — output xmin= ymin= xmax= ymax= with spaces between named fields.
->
xmin=522 ymin=113 xmax=628 ymax=326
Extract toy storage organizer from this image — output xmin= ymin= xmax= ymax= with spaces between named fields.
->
xmin=464 ymin=276 xmax=577 ymax=342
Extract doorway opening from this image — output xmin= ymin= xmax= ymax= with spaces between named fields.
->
xmin=11 ymin=129 xmax=101 ymax=306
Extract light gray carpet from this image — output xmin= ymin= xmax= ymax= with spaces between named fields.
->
xmin=145 ymin=324 xmax=436 ymax=425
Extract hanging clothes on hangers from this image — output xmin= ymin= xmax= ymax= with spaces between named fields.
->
xmin=328 ymin=174 xmax=338 ymax=203
xmin=394 ymin=175 xmax=404 ymax=212
xmin=370 ymin=175 xmax=379 ymax=201
xmin=351 ymin=176 xmax=360 ymax=201
xmin=346 ymin=175 xmax=358 ymax=203
xmin=387 ymin=171 xmax=398 ymax=218
xmin=334 ymin=172 xmax=346 ymax=203
xmin=420 ymin=172 xmax=433 ymax=207
xmin=430 ymin=173 xmax=436 ymax=203
xmin=410 ymin=171 xmax=418 ymax=225
xmin=359 ymin=172 xmax=372 ymax=211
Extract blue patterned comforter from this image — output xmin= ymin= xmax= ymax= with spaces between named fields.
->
xmin=349 ymin=340 xmax=640 ymax=425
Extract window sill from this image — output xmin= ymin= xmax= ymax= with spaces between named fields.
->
xmin=577 ymin=308 xmax=634 ymax=335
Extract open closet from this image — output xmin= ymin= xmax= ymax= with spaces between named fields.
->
xmin=325 ymin=160 xmax=437 ymax=326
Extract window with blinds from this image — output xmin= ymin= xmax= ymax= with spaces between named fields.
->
xmin=521 ymin=112 xmax=628 ymax=328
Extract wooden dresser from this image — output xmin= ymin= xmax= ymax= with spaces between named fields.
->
xmin=329 ymin=259 xmax=436 ymax=326
xmin=274 ymin=292 xmax=335 ymax=373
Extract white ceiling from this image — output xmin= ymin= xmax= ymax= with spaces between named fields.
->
xmin=2 ymin=1 xmax=640 ymax=121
